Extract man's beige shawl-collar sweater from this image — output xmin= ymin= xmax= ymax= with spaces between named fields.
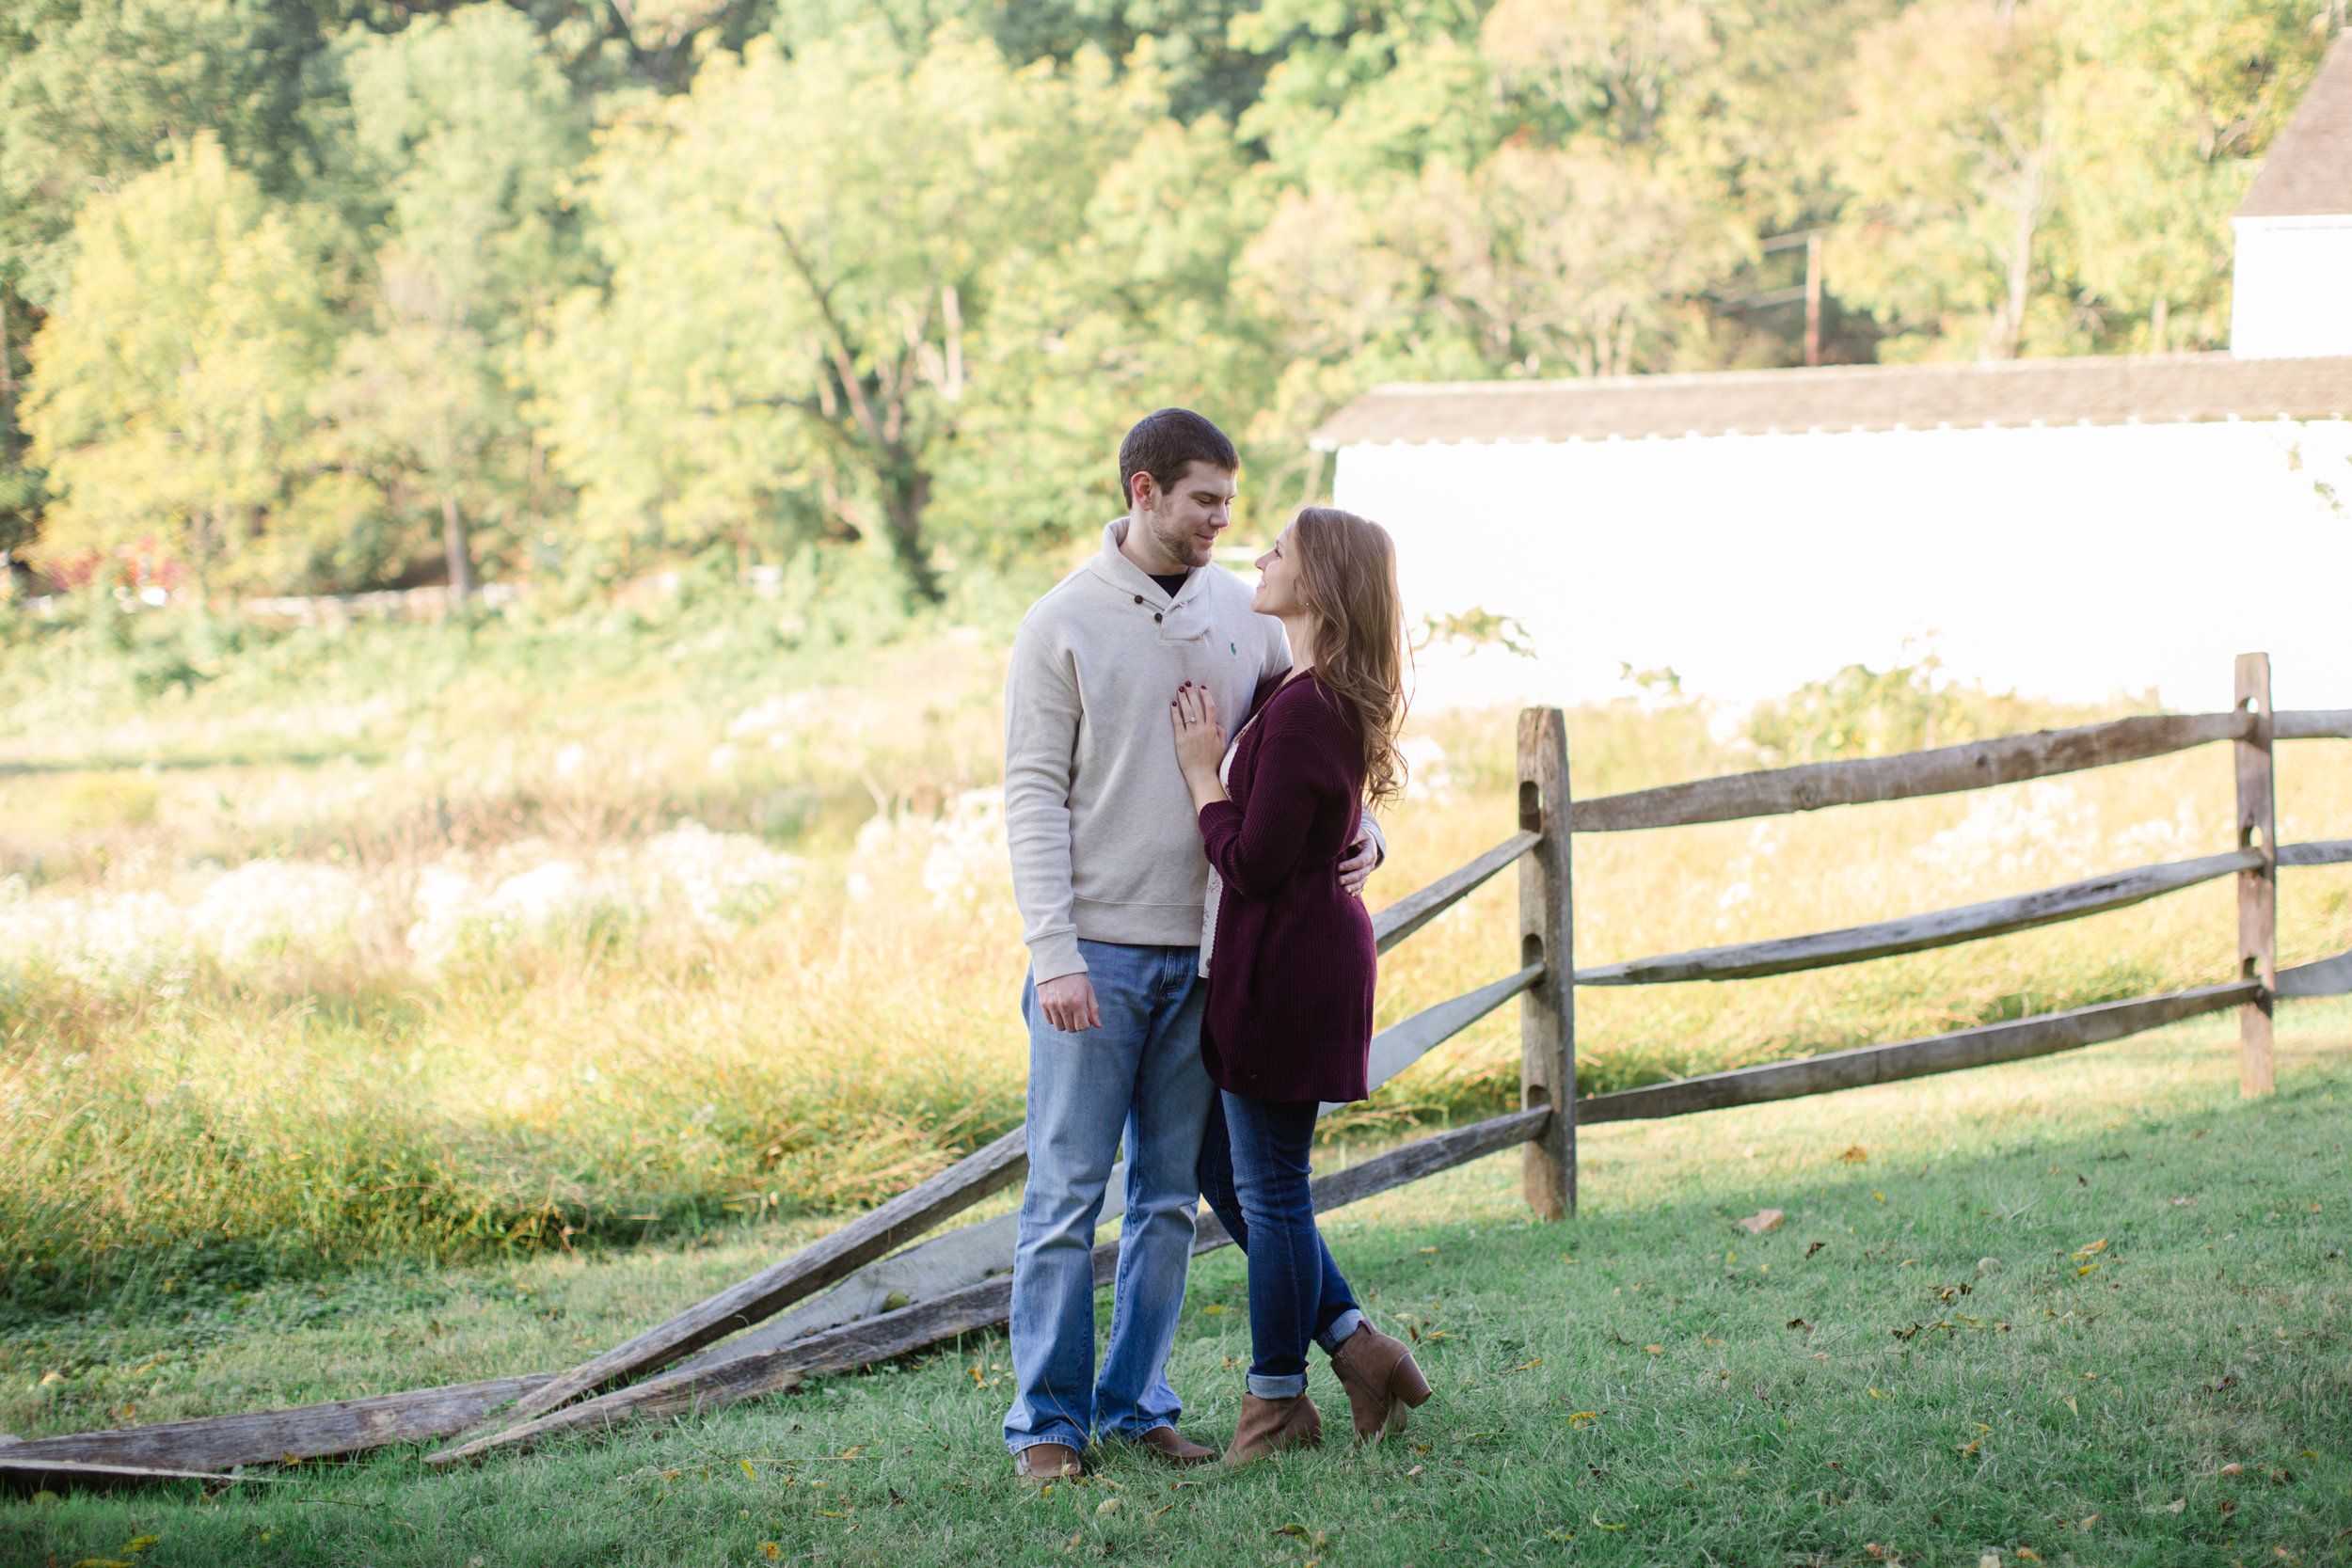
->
xmin=1003 ymin=520 xmax=1291 ymax=984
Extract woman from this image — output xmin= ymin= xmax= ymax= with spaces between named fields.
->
xmin=1168 ymin=506 xmax=1432 ymax=1465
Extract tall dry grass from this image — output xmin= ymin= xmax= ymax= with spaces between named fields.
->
xmin=3 ymin=605 xmax=2347 ymax=1307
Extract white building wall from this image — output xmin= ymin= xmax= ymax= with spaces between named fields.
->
xmin=2232 ymin=217 xmax=2352 ymax=358
xmin=1334 ymin=418 xmax=2352 ymax=712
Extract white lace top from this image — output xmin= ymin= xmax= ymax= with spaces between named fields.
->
xmin=1196 ymin=712 xmax=1258 ymax=978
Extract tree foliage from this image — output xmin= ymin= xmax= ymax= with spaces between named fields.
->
xmin=0 ymin=0 xmax=2337 ymax=602
xmin=23 ymin=135 xmax=344 ymax=589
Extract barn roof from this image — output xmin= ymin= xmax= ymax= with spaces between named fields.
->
xmin=1310 ymin=352 xmax=2352 ymax=448
xmin=2239 ymin=33 xmax=2352 ymax=220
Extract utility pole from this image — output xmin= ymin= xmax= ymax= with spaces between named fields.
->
xmin=1804 ymin=231 xmax=1823 ymax=368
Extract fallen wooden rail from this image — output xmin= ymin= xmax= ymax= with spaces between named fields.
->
xmin=1577 ymin=981 xmax=2258 ymax=1124
xmin=2278 ymin=946 xmax=2352 ymax=1000
xmin=1571 ymin=711 xmax=2251 ymax=832
xmin=1576 ymin=849 xmax=2260 ymax=986
xmin=1355 ymin=962 xmax=1543 ymax=1101
xmin=487 ymin=1126 xmax=1027 ymax=1431
xmin=426 ymin=1106 xmax=1552 ymax=1463
xmin=1371 ymin=831 xmax=1538 ymax=954
xmin=0 ymin=1456 xmax=285 ymax=1495
xmin=0 ymin=1374 xmax=552 ymax=1478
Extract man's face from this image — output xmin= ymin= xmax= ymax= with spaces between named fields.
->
xmin=1132 ymin=461 xmax=1236 ymax=571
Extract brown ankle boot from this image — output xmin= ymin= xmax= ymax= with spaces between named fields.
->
xmin=1222 ymin=1391 xmax=1324 ymax=1465
xmin=1327 ymin=1323 xmax=1434 ymax=1441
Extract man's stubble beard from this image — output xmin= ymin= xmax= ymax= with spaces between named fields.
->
xmin=1145 ymin=511 xmax=1210 ymax=571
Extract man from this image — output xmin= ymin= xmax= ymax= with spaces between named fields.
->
xmin=1000 ymin=407 xmax=1378 ymax=1480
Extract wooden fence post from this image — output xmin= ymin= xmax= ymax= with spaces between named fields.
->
xmin=1518 ymin=707 xmax=1576 ymax=1218
xmin=2235 ymin=653 xmax=2277 ymax=1098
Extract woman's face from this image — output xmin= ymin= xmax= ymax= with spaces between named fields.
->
xmin=1251 ymin=525 xmax=1303 ymax=617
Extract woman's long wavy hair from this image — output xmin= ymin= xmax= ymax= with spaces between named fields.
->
xmin=1290 ymin=507 xmax=1409 ymax=809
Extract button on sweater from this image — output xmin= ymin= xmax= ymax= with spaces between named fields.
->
xmin=1198 ymin=673 xmax=1376 ymax=1105
xmin=1004 ymin=521 xmax=1292 ymax=983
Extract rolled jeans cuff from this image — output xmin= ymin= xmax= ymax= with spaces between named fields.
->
xmin=1316 ymin=1307 xmax=1365 ymax=1354
xmin=1247 ymin=1371 xmax=1307 ymax=1400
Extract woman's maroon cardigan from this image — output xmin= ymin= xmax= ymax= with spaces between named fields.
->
xmin=1197 ymin=672 xmax=1375 ymax=1105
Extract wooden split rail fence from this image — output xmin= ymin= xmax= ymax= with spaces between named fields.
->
xmin=10 ymin=652 xmax=2350 ymax=1490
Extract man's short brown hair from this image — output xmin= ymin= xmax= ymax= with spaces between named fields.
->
xmin=1119 ymin=408 xmax=1238 ymax=507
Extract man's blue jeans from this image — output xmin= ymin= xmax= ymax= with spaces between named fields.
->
xmin=1003 ymin=942 xmax=1216 ymax=1456
xmin=1198 ymin=1092 xmax=1364 ymax=1399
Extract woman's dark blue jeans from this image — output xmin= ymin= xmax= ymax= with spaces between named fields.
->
xmin=1198 ymin=1091 xmax=1365 ymax=1398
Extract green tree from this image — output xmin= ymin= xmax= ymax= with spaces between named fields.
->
xmin=932 ymin=99 xmax=1278 ymax=565
xmin=314 ymin=2 xmax=587 ymax=604
xmin=22 ymin=135 xmax=343 ymax=591
xmin=0 ymin=1 xmax=350 ymax=305
xmin=2051 ymin=0 xmax=2326 ymax=353
xmin=536 ymin=25 xmax=1110 ymax=599
xmin=1832 ymin=0 xmax=2328 ymax=361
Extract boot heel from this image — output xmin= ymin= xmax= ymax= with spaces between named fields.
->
xmin=1390 ymin=1354 xmax=1433 ymax=1409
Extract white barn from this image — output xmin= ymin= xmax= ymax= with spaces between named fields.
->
xmin=1317 ymin=37 xmax=2352 ymax=713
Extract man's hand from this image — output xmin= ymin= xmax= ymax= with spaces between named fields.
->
xmin=1339 ymin=827 xmax=1380 ymax=899
xmin=1036 ymin=972 xmax=1102 ymax=1033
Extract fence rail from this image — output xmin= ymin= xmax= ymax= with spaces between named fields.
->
xmin=1570 ymin=710 xmax=2256 ymax=832
xmin=20 ymin=656 xmax=2352 ymax=1485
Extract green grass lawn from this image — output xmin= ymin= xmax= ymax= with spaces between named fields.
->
xmin=8 ymin=1006 xmax=2352 ymax=1567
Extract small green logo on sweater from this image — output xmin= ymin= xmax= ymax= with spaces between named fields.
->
xmin=1229 ymin=641 xmax=1237 ymax=655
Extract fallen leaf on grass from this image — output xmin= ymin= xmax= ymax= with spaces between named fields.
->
xmin=1841 ymin=1146 xmax=1868 ymax=1164
xmin=2148 ymin=1499 xmax=2185 ymax=1514
xmin=1566 ymin=1411 xmax=1600 ymax=1429
xmin=1406 ymin=1465 xmax=1424 ymax=1478
xmin=2219 ymin=1463 xmax=2245 ymax=1477
xmin=1739 ymin=1209 xmax=1785 ymax=1235
xmin=1806 ymin=1242 xmax=1826 ymax=1259
xmin=760 ymin=1545 xmax=781 ymax=1561
xmin=1868 ymin=1388 xmax=1892 ymax=1400
xmin=1096 ymin=1498 xmax=1120 ymax=1515
xmin=1644 ymin=1344 xmax=1663 ymax=1354
xmin=1503 ymin=1358 xmax=1544 ymax=1373
xmin=740 ymin=1459 xmax=757 ymax=1481
xmin=2016 ymin=1549 xmax=2041 ymax=1560
xmin=1788 ymin=1318 xmax=1813 ymax=1332
xmin=2064 ymin=1397 xmax=2078 ymax=1417
xmin=2078 ymin=1514 xmax=2098 ymax=1529
xmin=2072 ymin=1239 xmax=2108 ymax=1259
xmin=1955 ymin=1439 xmax=1981 ymax=1456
